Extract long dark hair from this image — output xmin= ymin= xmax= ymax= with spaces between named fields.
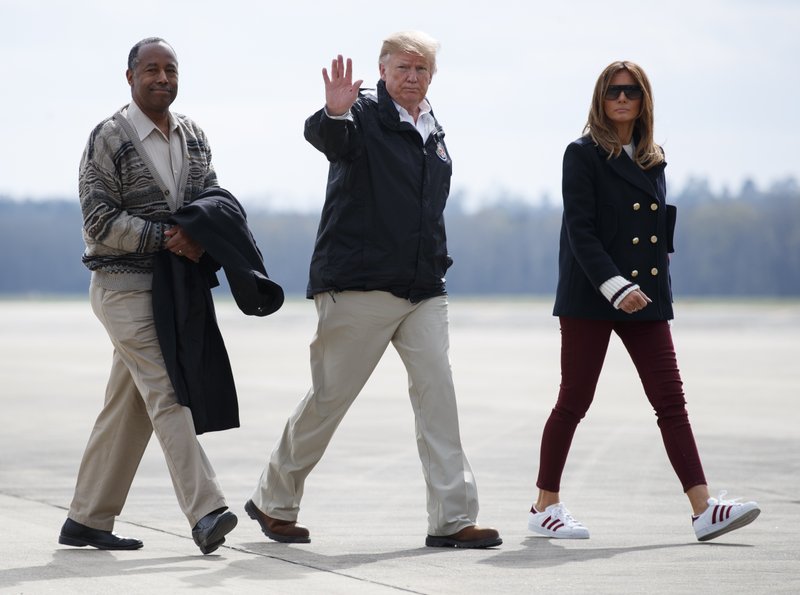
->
xmin=584 ymin=60 xmax=664 ymax=169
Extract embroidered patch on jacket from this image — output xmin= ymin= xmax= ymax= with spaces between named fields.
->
xmin=435 ymin=141 xmax=448 ymax=162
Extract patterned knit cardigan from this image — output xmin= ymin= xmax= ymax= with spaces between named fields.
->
xmin=79 ymin=105 xmax=218 ymax=278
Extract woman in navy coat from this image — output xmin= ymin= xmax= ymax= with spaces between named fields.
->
xmin=527 ymin=61 xmax=760 ymax=542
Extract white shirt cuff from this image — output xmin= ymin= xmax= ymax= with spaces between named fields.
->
xmin=323 ymin=106 xmax=353 ymax=121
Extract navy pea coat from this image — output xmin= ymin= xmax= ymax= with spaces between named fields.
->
xmin=553 ymin=135 xmax=677 ymax=321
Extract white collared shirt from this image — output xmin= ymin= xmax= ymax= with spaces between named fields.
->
xmin=393 ymin=98 xmax=436 ymax=143
xmin=124 ymin=100 xmax=184 ymax=210
xmin=325 ymin=95 xmax=437 ymax=143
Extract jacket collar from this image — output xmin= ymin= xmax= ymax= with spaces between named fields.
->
xmin=373 ymin=79 xmax=445 ymax=144
xmin=375 ymin=79 xmax=433 ymax=132
xmin=601 ymin=140 xmax=666 ymax=199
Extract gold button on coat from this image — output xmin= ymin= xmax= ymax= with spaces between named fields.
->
xmin=651 ymin=268 xmax=659 ymax=276
xmin=633 ymin=202 xmax=641 ymax=211
xmin=650 ymin=235 xmax=658 ymax=243
xmin=632 ymin=237 xmax=640 ymax=245
xmin=650 ymin=203 xmax=658 ymax=211
xmin=631 ymin=270 xmax=639 ymax=278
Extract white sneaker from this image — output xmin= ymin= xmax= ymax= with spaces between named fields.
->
xmin=528 ymin=503 xmax=590 ymax=539
xmin=693 ymin=491 xmax=760 ymax=541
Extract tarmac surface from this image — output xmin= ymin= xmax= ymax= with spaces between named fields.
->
xmin=0 ymin=296 xmax=798 ymax=594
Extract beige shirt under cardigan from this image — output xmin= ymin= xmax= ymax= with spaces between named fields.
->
xmin=124 ymin=100 xmax=185 ymax=212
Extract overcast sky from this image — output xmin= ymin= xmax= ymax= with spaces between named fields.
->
xmin=2 ymin=0 xmax=798 ymax=210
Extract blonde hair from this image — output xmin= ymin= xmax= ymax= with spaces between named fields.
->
xmin=379 ymin=30 xmax=440 ymax=75
xmin=584 ymin=60 xmax=664 ymax=169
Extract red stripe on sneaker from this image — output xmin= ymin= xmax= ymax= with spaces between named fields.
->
xmin=724 ymin=505 xmax=732 ymax=520
xmin=551 ymin=522 xmax=564 ymax=532
xmin=712 ymin=506 xmax=719 ymax=524
xmin=546 ymin=518 xmax=561 ymax=530
xmin=541 ymin=515 xmax=552 ymax=528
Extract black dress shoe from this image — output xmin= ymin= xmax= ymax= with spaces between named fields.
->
xmin=58 ymin=518 xmax=143 ymax=550
xmin=192 ymin=508 xmax=238 ymax=554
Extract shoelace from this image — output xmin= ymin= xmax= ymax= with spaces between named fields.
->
xmin=710 ymin=490 xmax=741 ymax=506
xmin=551 ymin=504 xmax=582 ymax=527
xmin=705 ymin=490 xmax=745 ymax=525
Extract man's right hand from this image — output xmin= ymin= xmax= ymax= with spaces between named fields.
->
xmin=322 ymin=55 xmax=363 ymax=117
xmin=165 ymin=225 xmax=204 ymax=263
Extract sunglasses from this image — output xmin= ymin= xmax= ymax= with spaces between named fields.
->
xmin=605 ymin=85 xmax=643 ymax=100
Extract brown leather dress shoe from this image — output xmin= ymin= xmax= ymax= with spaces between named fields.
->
xmin=425 ymin=525 xmax=502 ymax=549
xmin=245 ymin=499 xmax=310 ymax=543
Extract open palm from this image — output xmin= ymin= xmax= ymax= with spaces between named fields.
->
xmin=323 ymin=55 xmax=363 ymax=116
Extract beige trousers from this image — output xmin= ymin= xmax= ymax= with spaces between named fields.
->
xmin=67 ymin=286 xmax=226 ymax=530
xmin=252 ymin=291 xmax=479 ymax=536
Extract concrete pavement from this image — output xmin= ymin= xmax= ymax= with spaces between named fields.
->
xmin=0 ymin=297 xmax=798 ymax=593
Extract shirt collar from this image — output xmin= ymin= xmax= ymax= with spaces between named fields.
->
xmin=393 ymin=98 xmax=432 ymax=123
xmin=125 ymin=100 xmax=177 ymax=141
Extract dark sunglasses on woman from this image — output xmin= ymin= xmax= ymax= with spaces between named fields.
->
xmin=605 ymin=85 xmax=643 ymax=100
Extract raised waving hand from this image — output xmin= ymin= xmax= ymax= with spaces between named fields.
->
xmin=323 ymin=55 xmax=363 ymax=117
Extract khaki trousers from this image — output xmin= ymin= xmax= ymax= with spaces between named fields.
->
xmin=252 ymin=291 xmax=479 ymax=536
xmin=68 ymin=286 xmax=226 ymax=530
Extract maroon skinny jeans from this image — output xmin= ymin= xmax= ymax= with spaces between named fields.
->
xmin=537 ymin=316 xmax=707 ymax=493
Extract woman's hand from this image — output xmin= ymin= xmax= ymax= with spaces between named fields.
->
xmin=619 ymin=289 xmax=652 ymax=314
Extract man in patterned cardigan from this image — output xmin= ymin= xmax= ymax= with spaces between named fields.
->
xmin=58 ymin=37 xmax=237 ymax=555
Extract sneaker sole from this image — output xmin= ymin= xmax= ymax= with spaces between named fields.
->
xmin=527 ymin=522 xmax=590 ymax=539
xmin=527 ymin=516 xmax=590 ymax=539
xmin=697 ymin=508 xmax=761 ymax=542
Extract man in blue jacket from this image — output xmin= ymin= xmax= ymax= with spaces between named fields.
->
xmin=245 ymin=31 xmax=501 ymax=549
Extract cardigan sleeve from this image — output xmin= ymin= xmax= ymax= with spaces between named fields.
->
xmin=79 ymin=122 xmax=167 ymax=255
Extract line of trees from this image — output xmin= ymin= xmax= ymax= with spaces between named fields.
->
xmin=2 ymin=177 xmax=799 ymax=297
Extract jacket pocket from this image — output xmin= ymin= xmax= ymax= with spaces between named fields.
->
xmin=666 ymin=204 xmax=677 ymax=253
